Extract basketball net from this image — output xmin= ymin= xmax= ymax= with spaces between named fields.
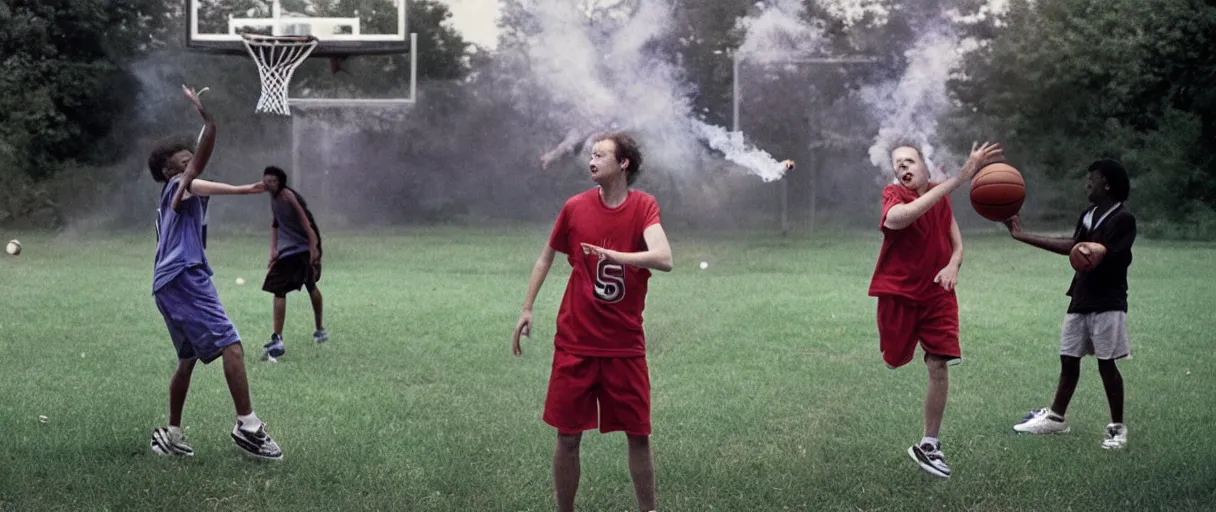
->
xmin=240 ymin=34 xmax=319 ymax=116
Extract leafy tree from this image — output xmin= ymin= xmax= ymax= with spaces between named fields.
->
xmin=0 ymin=0 xmax=172 ymax=180
xmin=950 ymin=0 xmax=1216 ymax=235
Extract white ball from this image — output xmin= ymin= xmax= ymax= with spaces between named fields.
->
xmin=699 ymin=261 xmax=708 ymax=270
xmin=235 ymin=277 xmax=246 ymax=285
xmin=5 ymin=240 xmax=20 ymax=255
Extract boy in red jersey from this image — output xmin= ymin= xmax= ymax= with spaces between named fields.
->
xmin=512 ymin=132 xmax=673 ymax=512
xmin=869 ymin=140 xmax=1002 ymax=478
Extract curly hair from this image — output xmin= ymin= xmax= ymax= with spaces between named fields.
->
xmin=593 ymin=132 xmax=644 ymax=185
xmin=147 ymin=137 xmax=194 ymax=182
xmin=1088 ymin=159 xmax=1130 ymax=202
xmin=263 ymin=165 xmax=288 ymax=187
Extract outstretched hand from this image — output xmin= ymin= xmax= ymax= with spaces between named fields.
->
xmin=580 ymin=242 xmax=620 ymax=264
xmin=960 ymin=141 xmax=1003 ymax=180
xmin=182 ymin=85 xmax=209 ymax=112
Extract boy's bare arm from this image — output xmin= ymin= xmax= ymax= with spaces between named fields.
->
xmin=1003 ymin=216 xmax=1076 ymax=255
xmin=172 ymin=86 xmax=215 ymax=211
xmin=512 ymin=245 xmax=558 ymax=356
xmin=580 ymin=224 xmax=673 ymax=273
xmin=885 ymin=142 xmax=1003 ymax=230
xmin=189 ymin=179 xmax=265 ymax=196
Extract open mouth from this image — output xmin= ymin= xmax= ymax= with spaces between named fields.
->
xmin=900 ymin=171 xmax=914 ymax=183
xmin=589 ymin=166 xmax=599 ymax=176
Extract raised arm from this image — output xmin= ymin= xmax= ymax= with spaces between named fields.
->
xmin=171 ymin=86 xmax=215 ymax=211
xmin=883 ymin=181 xmax=961 ymax=230
xmin=541 ymin=128 xmax=593 ymax=169
xmin=886 ymin=142 xmax=1003 ymax=230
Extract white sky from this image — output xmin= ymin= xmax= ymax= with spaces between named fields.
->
xmin=438 ymin=0 xmax=502 ymax=49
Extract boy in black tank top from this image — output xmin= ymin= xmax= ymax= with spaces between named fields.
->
xmin=1002 ymin=159 xmax=1136 ymax=450
xmin=260 ymin=166 xmax=327 ymax=360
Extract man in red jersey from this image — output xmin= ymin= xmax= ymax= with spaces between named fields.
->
xmin=512 ymin=132 xmax=673 ymax=512
xmin=869 ymin=140 xmax=1002 ymax=479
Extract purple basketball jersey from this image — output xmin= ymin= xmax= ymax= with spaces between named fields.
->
xmin=153 ymin=176 xmax=211 ymax=292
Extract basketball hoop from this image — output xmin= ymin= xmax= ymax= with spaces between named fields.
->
xmin=240 ymin=33 xmax=319 ymax=115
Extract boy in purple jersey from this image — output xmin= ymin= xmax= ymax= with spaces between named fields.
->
xmin=147 ymin=86 xmax=282 ymax=460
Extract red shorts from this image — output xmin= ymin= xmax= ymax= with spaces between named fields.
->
xmin=543 ymin=348 xmax=651 ymax=437
xmin=876 ymin=294 xmax=961 ymax=368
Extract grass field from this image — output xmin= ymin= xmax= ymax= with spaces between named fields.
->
xmin=1 ymin=227 xmax=1214 ymax=511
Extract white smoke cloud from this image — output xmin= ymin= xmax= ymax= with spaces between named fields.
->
xmin=736 ymin=0 xmax=825 ymax=62
xmin=514 ymin=0 xmax=799 ymax=182
xmin=818 ymin=0 xmax=891 ymax=28
xmin=863 ymin=26 xmax=963 ymax=182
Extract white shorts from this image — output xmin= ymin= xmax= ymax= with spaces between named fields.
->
xmin=1060 ymin=311 xmax=1130 ymax=360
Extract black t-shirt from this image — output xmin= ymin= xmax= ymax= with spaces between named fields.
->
xmin=1066 ymin=203 xmax=1136 ymax=313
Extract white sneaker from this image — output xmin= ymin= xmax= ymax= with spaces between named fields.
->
xmin=231 ymin=421 xmax=283 ymax=461
xmin=908 ymin=441 xmax=951 ymax=478
xmin=1014 ymin=408 xmax=1070 ymax=434
xmin=1102 ymin=423 xmax=1127 ymax=449
xmin=150 ymin=427 xmax=194 ymax=456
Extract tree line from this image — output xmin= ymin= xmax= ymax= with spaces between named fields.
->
xmin=1 ymin=0 xmax=1212 ymax=238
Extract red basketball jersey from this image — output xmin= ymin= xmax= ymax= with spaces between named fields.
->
xmin=868 ymin=184 xmax=955 ymax=302
xmin=548 ymin=188 xmax=662 ymax=357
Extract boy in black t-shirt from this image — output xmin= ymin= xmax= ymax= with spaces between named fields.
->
xmin=1001 ymin=159 xmax=1136 ymax=449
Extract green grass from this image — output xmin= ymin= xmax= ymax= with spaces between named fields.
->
xmin=1 ymin=227 xmax=1214 ymax=511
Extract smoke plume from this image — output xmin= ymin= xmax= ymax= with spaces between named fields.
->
xmin=863 ymin=26 xmax=963 ymax=182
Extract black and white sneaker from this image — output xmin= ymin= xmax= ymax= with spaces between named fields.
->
xmin=231 ymin=421 xmax=283 ymax=461
xmin=150 ymin=427 xmax=195 ymax=457
xmin=908 ymin=442 xmax=951 ymax=478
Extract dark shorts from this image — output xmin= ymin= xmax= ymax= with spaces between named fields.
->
xmin=262 ymin=250 xmax=321 ymax=296
xmin=876 ymin=294 xmax=962 ymax=368
xmin=154 ymin=267 xmax=241 ymax=364
xmin=543 ymin=348 xmax=652 ymax=437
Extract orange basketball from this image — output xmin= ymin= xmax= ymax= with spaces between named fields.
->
xmin=970 ymin=163 xmax=1025 ymax=221
xmin=1069 ymin=242 xmax=1107 ymax=272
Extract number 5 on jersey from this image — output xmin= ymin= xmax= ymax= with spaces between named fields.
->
xmin=594 ymin=259 xmax=626 ymax=303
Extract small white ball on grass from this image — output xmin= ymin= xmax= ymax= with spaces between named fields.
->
xmin=699 ymin=261 xmax=708 ymax=270
xmin=235 ymin=277 xmax=245 ymax=285
xmin=6 ymin=240 xmax=20 ymax=255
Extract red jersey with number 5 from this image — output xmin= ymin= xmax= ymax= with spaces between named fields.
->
xmin=548 ymin=188 xmax=662 ymax=357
